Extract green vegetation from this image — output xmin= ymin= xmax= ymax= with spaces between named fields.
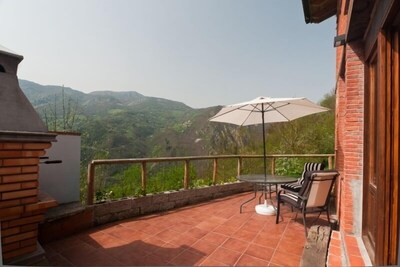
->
xmin=21 ymin=79 xmax=335 ymax=202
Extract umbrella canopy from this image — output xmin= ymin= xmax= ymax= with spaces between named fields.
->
xmin=209 ymin=96 xmax=329 ymax=126
xmin=209 ymin=96 xmax=329 ymax=215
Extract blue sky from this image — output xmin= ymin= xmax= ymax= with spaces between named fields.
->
xmin=0 ymin=0 xmax=336 ymax=108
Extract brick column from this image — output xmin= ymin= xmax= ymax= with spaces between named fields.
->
xmin=339 ymin=41 xmax=365 ymax=235
xmin=0 ymin=142 xmax=56 ymax=263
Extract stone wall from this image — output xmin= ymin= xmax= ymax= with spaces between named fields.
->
xmin=93 ymin=182 xmax=253 ymax=225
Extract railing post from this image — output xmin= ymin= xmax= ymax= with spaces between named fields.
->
xmin=271 ymin=157 xmax=276 ymax=175
xmin=141 ymin=162 xmax=147 ymax=195
xmin=328 ymin=156 xmax=333 ymax=169
xmin=184 ymin=160 xmax=190 ymax=189
xmin=237 ymin=157 xmax=242 ymax=177
xmin=213 ymin=158 xmax=218 ymax=185
xmin=87 ymin=163 xmax=95 ymax=205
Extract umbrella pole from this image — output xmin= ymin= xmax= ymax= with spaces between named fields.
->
xmin=255 ymin=105 xmax=275 ymax=215
xmin=261 ymin=105 xmax=267 ymax=201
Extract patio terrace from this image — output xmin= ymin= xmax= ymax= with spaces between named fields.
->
xmin=41 ymin=192 xmax=330 ymax=266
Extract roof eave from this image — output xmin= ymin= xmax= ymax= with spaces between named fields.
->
xmin=302 ymin=0 xmax=337 ymax=24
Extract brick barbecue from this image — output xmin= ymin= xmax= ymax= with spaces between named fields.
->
xmin=0 ymin=45 xmax=57 ymax=264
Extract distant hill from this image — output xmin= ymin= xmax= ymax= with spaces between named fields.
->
xmin=19 ymin=79 xmax=335 ymax=179
xmin=19 ymin=79 xmax=255 ymax=165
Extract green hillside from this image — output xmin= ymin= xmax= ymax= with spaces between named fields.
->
xmin=20 ymin=79 xmax=335 ymax=201
xmin=19 ymin=80 xmax=251 ymax=165
xmin=20 ymin=79 xmax=335 ymax=166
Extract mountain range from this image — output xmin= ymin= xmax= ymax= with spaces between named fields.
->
xmin=19 ymin=80 xmax=256 ymax=165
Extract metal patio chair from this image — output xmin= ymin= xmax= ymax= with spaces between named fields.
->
xmin=276 ymin=170 xmax=339 ymax=237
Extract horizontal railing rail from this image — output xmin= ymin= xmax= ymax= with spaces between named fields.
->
xmin=87 ymin=154 xmax=335 ymax=205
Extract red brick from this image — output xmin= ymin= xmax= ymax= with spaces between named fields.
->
xmin=328 ymin=254 xmax=342 ymax=267
xmin=348 ymin=255 xmax=365 ymax=266
xmin=2 ymin=143 xmax=23 ymax=150
xmin=2 ymin=241 xmax=20 ymax=253
xmin=328 ymin=244 xmax=342 ymax=256
xmin=0 ymin=183 xmax=21 ymax=192
xmin=8 ymin=214 xmax=44 ymax=227
xmin=0 ymin=199 xmax=20 ymax=209
xmin=20 ymin=197 xmax=38 ymax=205
xmin=2 ymin=221 xmax=9 ymax=228
xmin=3 ymin=244 xmax=37 ymax=260
xmin=344 ymin=235 xmax=359 ymax=247
xmin=21 ymin=181 xmax=38 ymax=189
xmin=21 ymin=166 xmax=38 ymax=173
xmin=2 ymin=230 xmax=37 ymax=244
xmin=22 ymin=143 xmax=51 ymax=150
xmin=2 ymin=173 xmax=38 ymax=183
xmin=331 ymin=231 xmax=341 ymax=240
xmin=1 ymin=226 xmax=20 ymax=237
xmin=0 ymin=206 xmax=24 ymax=218
xmin=25 ymin=198 xmax=57 ymax=212
xmin=0 ymin=150 xmax=23 ymax=158
xmin=20 ymin=223 xmax=37 ymax=232
xmin=2 ymin=189 xmax=38 ymax=200
xmin=20 ymin=237 xmax=36 ymax=248
xmin=0 ymin=167 xmax=22 ymax=175
xmin=22 ymin=150 xmax=46 ymax=157
xmin=2 ymin=158 xmax=39 ymax=167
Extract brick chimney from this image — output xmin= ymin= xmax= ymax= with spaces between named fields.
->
xmin=0 ymin=45 xmax=57 ymax=264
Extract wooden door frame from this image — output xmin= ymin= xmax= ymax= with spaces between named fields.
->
xmin=363 ymin=48 xmax=377 ymax=263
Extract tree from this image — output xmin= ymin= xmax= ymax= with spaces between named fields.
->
xmin=43 ymin=86 xmax=80 ymax=132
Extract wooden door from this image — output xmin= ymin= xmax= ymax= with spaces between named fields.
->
xmin=388 ymin=29 xmax=399 ymax=266
xmin=363 ymin=28 xmax=400 ymax=266
xmin=363 ymin=52 xmax=378 ymax=263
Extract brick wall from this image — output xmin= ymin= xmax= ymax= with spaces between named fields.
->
xmin=0 ymin=142 xmax=56 ymax=263
xmin=341 ymin=41 xmax=365 ymax=235
xmin=328 ymin=2 xmax=369 ymax=266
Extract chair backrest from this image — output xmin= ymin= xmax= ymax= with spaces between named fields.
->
xmin=298 ymin=162 xmax=325 ymax=184
xmin=300 ymin=170 xmax=339 ymax=208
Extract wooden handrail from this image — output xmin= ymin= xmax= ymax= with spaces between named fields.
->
xmin=87 ymin=154 xmax=335 ymax=205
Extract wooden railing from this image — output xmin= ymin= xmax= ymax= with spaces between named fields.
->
xmin=87 ymin=154 xmax=335 ymax=205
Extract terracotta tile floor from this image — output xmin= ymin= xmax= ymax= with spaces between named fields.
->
xmin=42 ymin=192 xmax=330 ymax=266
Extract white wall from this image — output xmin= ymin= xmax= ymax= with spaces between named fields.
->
xmin=39 ymin=133 xmax=81 ymax=204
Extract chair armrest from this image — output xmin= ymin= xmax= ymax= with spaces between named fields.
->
xmin=277 ymin=189 xmax=286 ymax=196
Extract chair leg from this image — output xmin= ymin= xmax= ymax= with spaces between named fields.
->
xmin=276 ymin=198 xmax=280 ymax=224
xmin=310 ymin=212 xmax=322 ymax=225
xmin=302 ymin=209 xmax=308 ymax=238
xmin=326 ymin=210 xmax=330 ymax=224
xmin=294 ymin=210 xmax=299 ymax=220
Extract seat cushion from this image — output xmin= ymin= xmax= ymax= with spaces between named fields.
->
xmin=281 ymin=162 xmax=325 ymax=193
xmin=280 ymin=182 xmax=302 ymax=192
xmin=298 ymin=162 xmax=325 ymax=184
xmin=279 ymin=192 xmax=300 ymax=207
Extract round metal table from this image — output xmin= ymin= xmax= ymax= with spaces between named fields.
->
xmin=237 ymin=174 xmax=298 ymax=214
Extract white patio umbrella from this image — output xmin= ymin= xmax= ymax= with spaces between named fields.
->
xmin=209 ymin=96 xmax=329 ymax=215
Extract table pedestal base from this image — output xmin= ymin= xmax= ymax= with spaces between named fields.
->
xmin=255 ymin=200 xmax=276 ymax=215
